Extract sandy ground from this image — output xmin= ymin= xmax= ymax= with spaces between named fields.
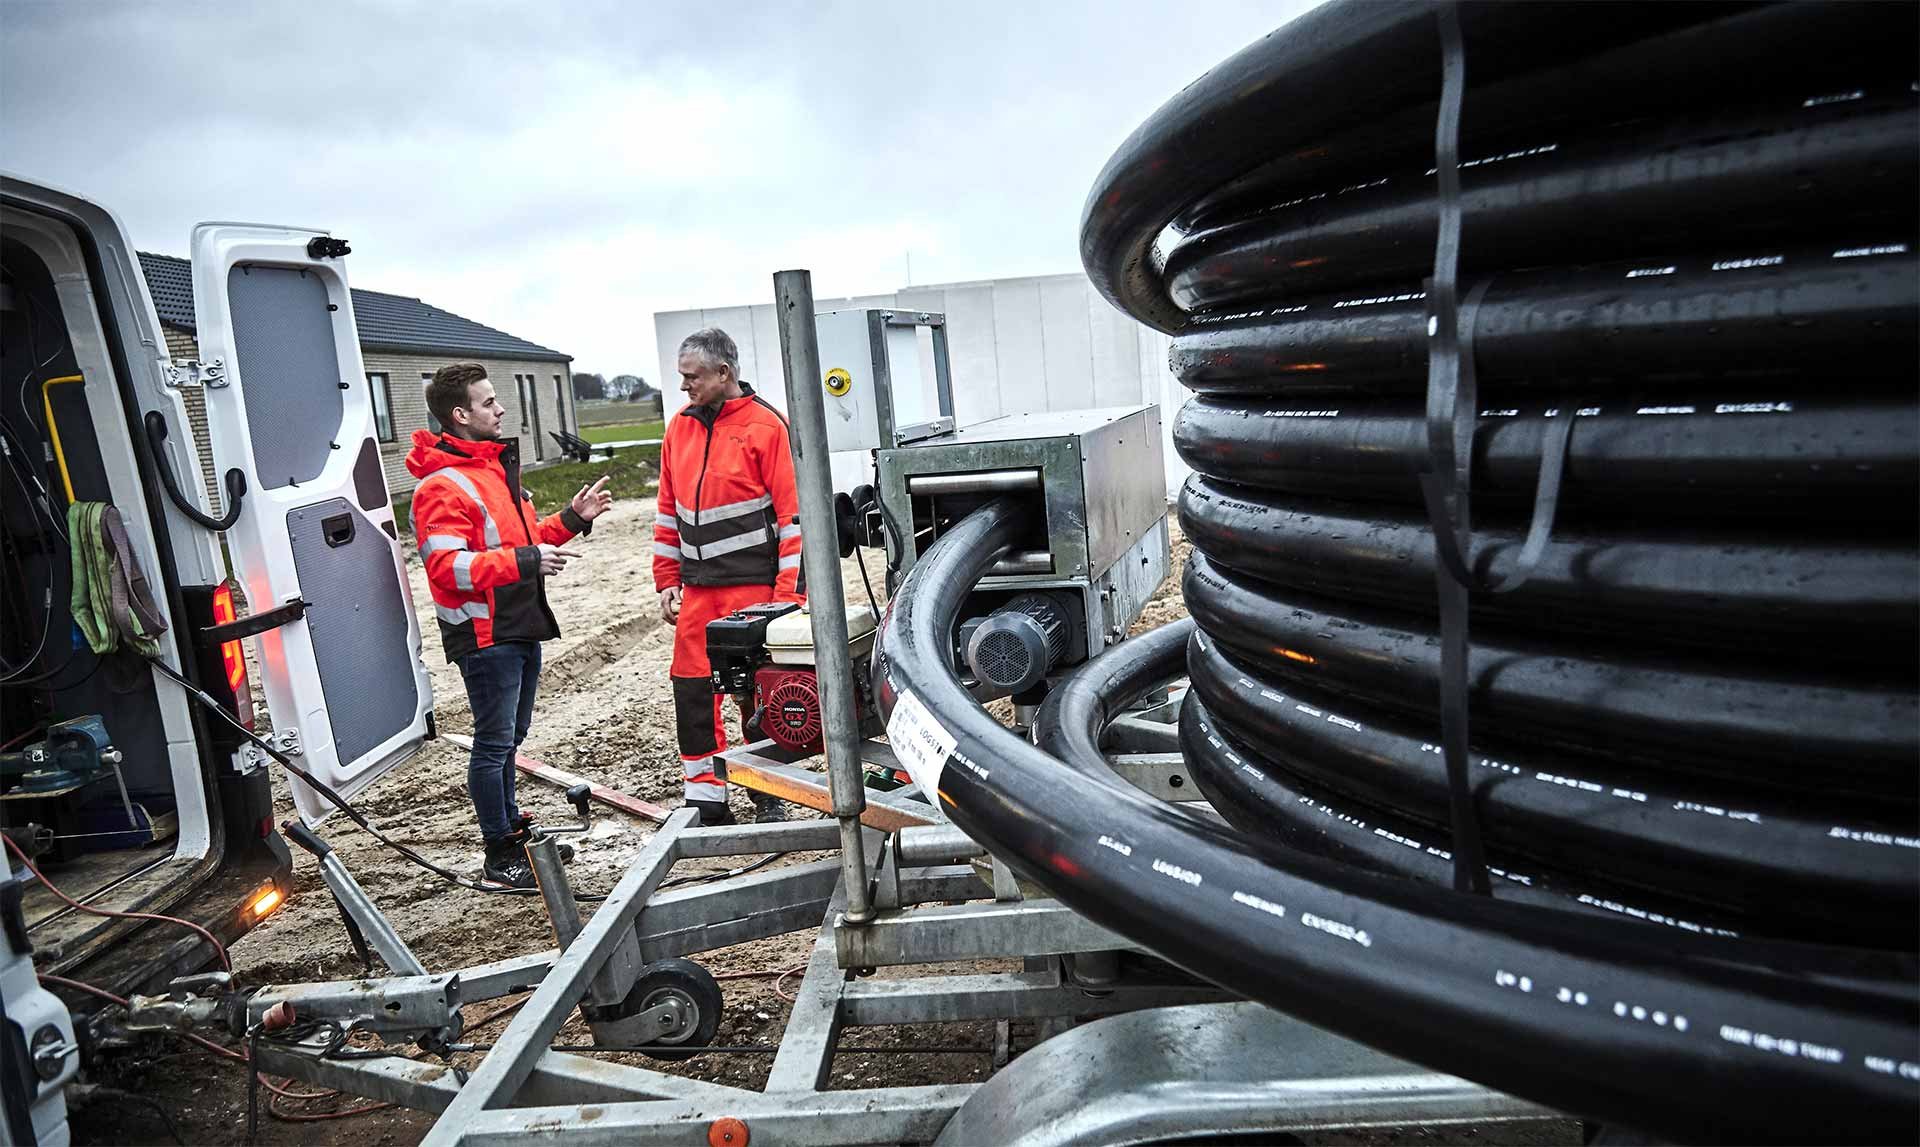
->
xmin=68 ymin=496 xmax=1577 ymax=1146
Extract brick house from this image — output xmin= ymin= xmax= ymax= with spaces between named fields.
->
xmin=137 ymin=252 xmax=575 ymax=507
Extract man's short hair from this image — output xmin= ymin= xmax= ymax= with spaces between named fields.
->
xmin=426 ymin=363 xmax=488 ymax=428
xmin=679 ymin=328 xmax=739 ymax=377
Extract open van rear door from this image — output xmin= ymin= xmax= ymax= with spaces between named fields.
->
xmin=189 ymin=224 xmax=433 ymax=823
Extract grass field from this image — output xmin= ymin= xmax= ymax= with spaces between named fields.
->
xmin=575 ymin=398 xmax=663 ymax=427
xmin=580 ymin=420 xmax=663 ymax=444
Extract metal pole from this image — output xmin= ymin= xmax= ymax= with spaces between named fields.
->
xmin=525 ymin=836 xmax=640 ymax=1008
xmin=527 ymin=838 xmax=584 ymax=950
xmin=773 ymin=268 xmax=874 ymax=925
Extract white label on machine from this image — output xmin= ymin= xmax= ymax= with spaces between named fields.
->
xmin=886 ymin=688 xmax=957 ymax=800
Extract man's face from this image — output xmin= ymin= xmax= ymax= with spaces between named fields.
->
xmin=454 ymin=378 xmax=506 ymax=440
xmin=678 ymin=352 xmax=733 ymax=409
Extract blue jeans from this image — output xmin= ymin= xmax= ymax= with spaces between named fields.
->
xmin=455 ymin=640 xmax=542 ymax=842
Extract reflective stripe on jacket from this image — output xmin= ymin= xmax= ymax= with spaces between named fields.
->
xmin=404 ymin=429 xmax=589 ymax=661
xmin=652 ymin=383 xmax=804 ymax=598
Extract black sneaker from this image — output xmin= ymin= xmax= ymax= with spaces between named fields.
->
xmin=688 ymin=799 xmax=735 ymax=828
xmin=749 ymin=791 xmax=787 ymax=823
xmin=482 ymin=839 xmax=537 ymax=889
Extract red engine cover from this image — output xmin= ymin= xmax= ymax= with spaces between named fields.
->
xmin=756 ymin=666 xmax=824 ymax=754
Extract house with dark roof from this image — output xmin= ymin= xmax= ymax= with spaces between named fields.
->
xmin=138 ymin=252 xmax=575 ymax=500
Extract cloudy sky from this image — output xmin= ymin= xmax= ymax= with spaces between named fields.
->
xmin=2 ymin=0 xmax=1307 ymax=380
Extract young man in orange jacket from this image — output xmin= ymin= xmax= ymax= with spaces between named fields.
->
xmin=654 ymin=328 xmax=804 ymax=826
xmin=407 ymin=363 xmax=613 ymax=887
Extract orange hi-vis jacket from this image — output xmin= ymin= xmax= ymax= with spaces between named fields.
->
xmin=405 ymin=429 xmax=590 ymax=662
xmin=652 ymin=384 xmax=804 ymax=602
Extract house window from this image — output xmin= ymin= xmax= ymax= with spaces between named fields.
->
xmin=553 ymin=375 xmax=566 ymax=435
xmin=518 ymin=373 xmax=545 ymax=460
xmin=422 ymin=372 xmax=440 ymax=433
xmin=368 ymin=372 xmax=394 ymax=442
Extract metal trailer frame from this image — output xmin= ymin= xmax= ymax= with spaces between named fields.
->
xmin=147 ymin=268 xmax=1556 ymax=1144
xmin=228 ymin=729 xmax=1551 ymax=1146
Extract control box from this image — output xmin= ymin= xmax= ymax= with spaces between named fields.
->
xmin=814 ymin=309 xmax=955 ymax=452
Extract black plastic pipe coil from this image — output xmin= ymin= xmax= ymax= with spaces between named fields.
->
xmin=874 ymin=500 xmax=1917 ymax=1145
xmin=878 ymin=2 xmax=1917 ymax=1141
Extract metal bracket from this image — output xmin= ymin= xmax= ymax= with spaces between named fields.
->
xmin=236 ymin=743 xmax=268 ymax=776
xmin=274 ymin=727 xmax=302 ymax=756
xmin=164 ymin=358 xmax=227 ymax=389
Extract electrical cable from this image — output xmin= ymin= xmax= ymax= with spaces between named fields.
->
xmin=137 ymin=652 xmax=614 ymax=901
xmin=6 ymin=836 xmax=232 ymax=971
xmin=855 ymin=543 xmax=883 ymax=615
xmin=657 ymin=851 xmax=783 ymax=889
xmin=85 ymin=1088 xmax=185 ymax=1145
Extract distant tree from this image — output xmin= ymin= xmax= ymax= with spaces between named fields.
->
xmin=572 ymin=371 xmax=606 ymax=400
xmin=610 ymin=374 xmax=650 ymax=402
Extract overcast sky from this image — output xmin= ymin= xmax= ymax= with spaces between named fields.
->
xmin=1 ymin=0 xmax=1309 ymax=381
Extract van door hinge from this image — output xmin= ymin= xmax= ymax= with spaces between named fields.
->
xmin=273 ymin=727 xmax=302 ymax=756
xmin=165 ymin=358 xmax=227 ymax=389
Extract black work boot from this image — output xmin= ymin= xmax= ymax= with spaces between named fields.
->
xmin=688 ymin=799 xmax=735 ymax=828
xmin=481 ymin=837 xmax=537 ymax=889
xmin=508 ymin=815 xmax=573 ymax=862
xmin=749 ymin=791 xmax=787 ymax=823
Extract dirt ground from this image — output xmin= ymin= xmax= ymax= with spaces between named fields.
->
xmin=68 ymin=493 xmax=1576 ymax=1146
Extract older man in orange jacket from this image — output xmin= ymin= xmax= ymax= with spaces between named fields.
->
xmin=653 ymin=328 xmax=804 ymax=826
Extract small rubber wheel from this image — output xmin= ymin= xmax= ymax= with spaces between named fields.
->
xmin=631 ymin=958 xmax=723 ymax=1061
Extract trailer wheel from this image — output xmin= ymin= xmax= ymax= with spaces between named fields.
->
xmin=632 ymin=958 xmax=723 ymax=1061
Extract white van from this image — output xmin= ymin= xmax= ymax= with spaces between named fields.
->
xmin=1 ymin=174 xmax=433 ymax=1145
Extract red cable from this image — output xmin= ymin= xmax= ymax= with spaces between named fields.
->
xmin=36 ymin=973 xmax=240 ymax=1062
xmin=1 ymin=727 xmax=40 ymax=752
xmin=5 ymin=835 xmax=232 ymax=971
xmin=37 ymin=971 xmax=391 ymax=1120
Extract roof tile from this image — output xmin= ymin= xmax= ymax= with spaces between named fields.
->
xmin=137 ymin=251 xmax=569 ymax=363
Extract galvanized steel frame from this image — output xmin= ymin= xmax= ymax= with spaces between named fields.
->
xmin=244 ymin=773 xmax=1549 ymax=1146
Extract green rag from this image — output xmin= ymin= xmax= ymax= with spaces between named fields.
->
xmin=68 ymin=501 xmax=168 ymax=658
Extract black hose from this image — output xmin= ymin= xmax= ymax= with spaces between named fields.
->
xmin=1170 ymin=392 xmax=1920 ymax=515
xmin=1055 ymin=0 xmax=1917 ymax=1137
xmin=1082 ymin=1 xmax=1920 ymax=332
xmin=1183 ymin=552 xmax=1916 ymax=794
xmin=872 ymin=496 xmax=1918 ymax=1143
xmin=1166 ymin=100 xmax=1918 ymax=311
xmin=1183 ymin=635 xmax=1917 ymax=944
xmin=1167 ymin=245 xmax=1918 ymax=396
xmin=1177 ymin=476 xmax=1920 ymax=666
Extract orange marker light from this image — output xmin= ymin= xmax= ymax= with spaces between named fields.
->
xmin=249 ymin=886 xmax=284 ymax=918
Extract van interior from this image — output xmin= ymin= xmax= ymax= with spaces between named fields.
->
xmin=0 ymin=206 xmax=239 ymax=975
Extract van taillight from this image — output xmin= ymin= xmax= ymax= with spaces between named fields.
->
xmin=213 ymin=582 xmax=254 ymax=731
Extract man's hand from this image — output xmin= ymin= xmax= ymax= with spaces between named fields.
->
xmin=659 ymin=586 xmax=682 ymax=622
xmin=538 ymin=544 xmax=584 ymax=575
xmin=570 ymin=476 xmax=614 ymax=523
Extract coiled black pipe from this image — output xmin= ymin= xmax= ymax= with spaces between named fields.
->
xmin=1184 ymin=552 xmax=1916 ymax=794
xmin=1170 ymin=393 xmax=1920 ymax=513
xmin=1082 ymin=2 xmax=1920 ymax=332
xmin=1166 ymin=100 xmax=1918 ymax=310
xmin=1068 ymin=0 xmax=1918 ymax=1136
xmin=1034 ymin=620 xmax=1755 ymax=940
xmin=1178 ymin=476 xmax=1920 ymax=663
xmin=1169 ymin=244 xmax=1918 ymax=396
xmin=871 ymin=497 xmax=1919 ymax=1142
xmin=1182 ymin=635 xmax=1917 ymax=944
